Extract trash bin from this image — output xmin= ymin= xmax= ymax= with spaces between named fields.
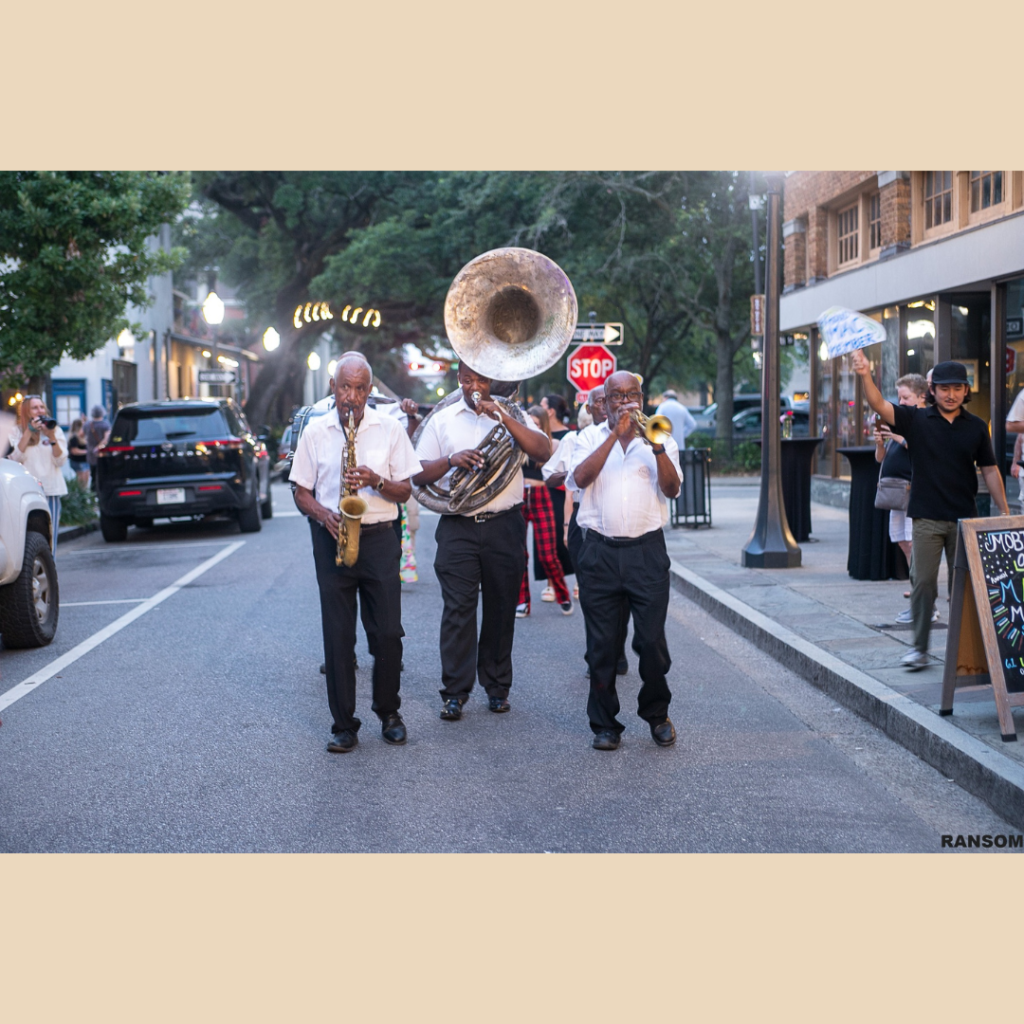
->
xmin=673 ymin=448 xmax=712 ymax=528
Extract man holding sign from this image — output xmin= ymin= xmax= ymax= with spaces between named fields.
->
xmin=852 ymin=352 xmax=1010 ymax=670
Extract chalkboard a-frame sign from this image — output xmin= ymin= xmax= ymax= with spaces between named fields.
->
xmin=942 ymin=515 xmax=1024 ymax=741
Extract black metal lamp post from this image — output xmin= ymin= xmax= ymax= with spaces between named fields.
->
xmin=741 ymin=173 xmax=801 ymax=568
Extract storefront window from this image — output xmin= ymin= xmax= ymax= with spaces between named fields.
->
xmin=904 ymin=301 xmax=935 ymax=377
xmin=949 ymin=294 xmax=991 ymax=430
xmin=1005 ymin=278 xmax=1024 ymax=437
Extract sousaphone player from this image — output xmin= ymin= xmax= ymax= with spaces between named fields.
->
xmin=412 ymin=247 xmax=578 ymax=720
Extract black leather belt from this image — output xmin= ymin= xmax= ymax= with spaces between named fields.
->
xmin=359 ymin=520 xmax=396 ymax=535
xmin=586 ymin=528 xmax=661 ymax=548
xmin=465 ymin=503 xmax=523 ymax=524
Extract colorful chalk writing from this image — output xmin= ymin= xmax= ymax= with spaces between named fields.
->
xmin=977 ymin=528 xmax=1024 ymax=692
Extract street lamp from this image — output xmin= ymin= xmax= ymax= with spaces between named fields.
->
xmin=262 ymin=327 xmax=280 ymax=352
xmin=202 ymin=291 xmax=225 ymax=325
xmin=741 ymin=173 xmax=801 ymax=569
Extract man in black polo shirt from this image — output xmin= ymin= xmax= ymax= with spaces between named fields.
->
xmin=853 ymin=354 xmax=1010 ymax=669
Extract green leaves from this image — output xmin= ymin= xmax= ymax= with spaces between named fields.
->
xmin=0 ymin=171 xmax=190 ymax=384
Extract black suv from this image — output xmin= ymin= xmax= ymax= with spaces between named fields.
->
xmin=96 ymin=399 xmax=272 ymax=542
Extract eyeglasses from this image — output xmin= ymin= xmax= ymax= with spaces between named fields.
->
xmin=612 ymin=390 xmax=643 ymax=403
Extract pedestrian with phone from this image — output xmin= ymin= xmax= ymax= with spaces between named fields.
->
xmin=8 ymin=396 xmax=68 ymax=554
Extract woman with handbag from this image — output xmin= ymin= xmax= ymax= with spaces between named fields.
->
xmin=874 ymin=373 xmax=928 ymax=623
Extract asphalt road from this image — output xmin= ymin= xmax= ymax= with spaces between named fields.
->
xmin=0 ymin=481 xmax=1017 ymax=852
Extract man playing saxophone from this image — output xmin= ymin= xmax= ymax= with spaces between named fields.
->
xmin=291 ymin=355 xmax=423 ymax=753
xmin=413 ymin=363 xmax=552 ymax=721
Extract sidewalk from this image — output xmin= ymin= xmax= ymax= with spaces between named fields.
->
xmin=664 ymin=477 xmax=1024 ymax=830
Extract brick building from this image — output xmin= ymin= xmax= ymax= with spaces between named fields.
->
xmin=779 ymin=171 xmax=1024 ymax=482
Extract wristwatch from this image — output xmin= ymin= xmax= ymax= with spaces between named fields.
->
xmin=374 ymin=476 xmax=386 ymax=492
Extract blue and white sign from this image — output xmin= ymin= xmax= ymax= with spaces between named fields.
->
xmin=817 ymin=306 xmax=887 ymax=358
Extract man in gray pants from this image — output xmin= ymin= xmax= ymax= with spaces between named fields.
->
xmin=853 ymin=353 xmax=1010 ymax=669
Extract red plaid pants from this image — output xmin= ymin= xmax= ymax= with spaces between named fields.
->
xmin=519 ymin=483 xmax=570 ymax=607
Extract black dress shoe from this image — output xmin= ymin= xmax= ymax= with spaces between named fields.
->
xmin=651 ymin=719 xmax=676 ymax=747
xmin=320 ymin=663 xmax=326 ymax=674
xmin=488 ymin=696 xmax=511 ymax=713
xmin=327 ymin=729 xmax=358 ymax=753
xmin=440 ymin=697 xmax=466 ymax=721
xmin=616 ymin=657 xmax=628 ymax=676
xmin=592 ymin=731 xmax=620 ymax=751
xmin=381 ymin=713 xmax=407 ymax=745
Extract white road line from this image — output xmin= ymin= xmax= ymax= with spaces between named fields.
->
xmin=59 ymin=541 xmax=236 ymax=554
xmin=0 ymin=541 xmax=245 ymax=714
xmin=61 ymin=599 xmax=148 ymax=607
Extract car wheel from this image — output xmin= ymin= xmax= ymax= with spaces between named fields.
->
xmin=0 ymin=531 xmax=59 ymax=648
xmin=238 ymin=496 xmax=262 ymax=533
xmin=100 ymin=513 xmax=129 ymax=542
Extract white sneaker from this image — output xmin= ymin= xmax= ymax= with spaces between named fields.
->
xmin=541 ymin=586 xmax=556 ymax=603
xmin=900 ymin=649 xmax=930 ymax=671
xmin=515 ymin=603 xmax=529 ymax=618
xmin=895 ymin=608 xmax=940 ymax=624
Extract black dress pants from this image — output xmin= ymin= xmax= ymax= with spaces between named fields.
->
xmin=568 ymin=502 xmax=630 ymax=664
xmin=576 ymin=528 xmax=672 ymax=735
xmin=434 ymin=507 xmax=526 ymax=701
xmin=311 ymin=521 xmax=403 ymax=733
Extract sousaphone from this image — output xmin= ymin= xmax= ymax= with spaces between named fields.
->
xmin=413 ymin=247 xmax=578 ymax=514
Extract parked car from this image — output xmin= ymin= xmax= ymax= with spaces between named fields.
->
xmin=731 ymin=405 xmax=810 ymax=440
xmin=693 ymin=395 xmax=791 ymax=434
xmin=95 ymin=398 xmax=272 ymax=542
xmin=272 ymin=422 xmax=294 ymax=479
xmin=0 ymin=459 xmax=58 ymax=648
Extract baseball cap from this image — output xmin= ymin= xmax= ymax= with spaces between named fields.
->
xmin=930 ymin=361 xmax=969 ymax=385
xmin=662 ymin=389 xmax=678 ymax=399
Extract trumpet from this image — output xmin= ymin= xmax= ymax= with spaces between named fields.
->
xmin=631 ymin=410 xmax=673 ymax=447
xmin=336 ymin=409 xmax=368 ymax=567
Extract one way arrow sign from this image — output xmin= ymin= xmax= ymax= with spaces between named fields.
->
xmin=571 ymin=322 xmax=623 ymax=345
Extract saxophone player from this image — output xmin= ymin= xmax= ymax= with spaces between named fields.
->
xmin=291 ymin=355 xmax=423 ymax=753
xmin=413 ymin=363 xmax=552 ymax=721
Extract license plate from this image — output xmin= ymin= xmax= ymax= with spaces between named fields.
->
xmin=157 ymin=488 xmax=186 ymax=505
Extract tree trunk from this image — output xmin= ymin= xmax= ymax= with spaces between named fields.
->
xmin=713 ymin=332 xmax=735 ymax=455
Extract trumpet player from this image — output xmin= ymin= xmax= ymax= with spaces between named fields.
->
xmin=291 ymin=356 xmax=423 ymax=753
xmin=413 ymin=363 xmax=552 ymax=721
xmin=569 ymin=371 xmax=682 ymax=751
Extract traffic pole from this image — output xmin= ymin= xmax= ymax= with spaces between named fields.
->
xmin=741 ymin=173 xmax=801 ymax=569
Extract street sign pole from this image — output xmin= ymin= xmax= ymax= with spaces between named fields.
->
xmin=742 ymin=174 xmax=801 ymax=569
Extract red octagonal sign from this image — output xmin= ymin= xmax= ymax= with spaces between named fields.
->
xmin=567 ymin=343 xmax=617 ymax=393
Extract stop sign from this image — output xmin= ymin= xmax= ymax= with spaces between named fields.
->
xmin=567 ymin=344 xmax=617 ymax=392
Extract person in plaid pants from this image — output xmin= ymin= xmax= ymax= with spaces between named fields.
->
xmin=518 ymin=407 xmax=573 ymax=616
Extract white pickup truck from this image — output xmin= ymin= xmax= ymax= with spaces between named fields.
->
xmin=0 ymin=459 xmax=59 ymax=648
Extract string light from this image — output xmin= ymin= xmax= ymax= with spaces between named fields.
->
xmin=307 ymin=352 xmax=321 ymax=370
xmin=292 ymin=301 xmax=337 ymax=329
xmin=262 ymin=328 xmax=280 ymax=352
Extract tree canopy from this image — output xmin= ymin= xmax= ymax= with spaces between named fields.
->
xmin=0 ymin=171 xmax=190 ymax=387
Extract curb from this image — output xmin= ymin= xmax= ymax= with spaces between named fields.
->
xmin=58 ymin=521 xmax=99 ymax=543
xmin=669 ymin=559 xmax=1024 ymax=832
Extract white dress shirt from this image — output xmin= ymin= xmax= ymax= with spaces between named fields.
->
xmin=569 ymin=423 xmax=681 ymax=537
xmin=654 ymin=398 xmax=697 ymax=450
xmin=415 ymin=394 xmax=545 ymax=516
xmin=290 ymin=404 xmax=422 ymax=524
xmin=8 ymin=426 xmax=69 ymax=497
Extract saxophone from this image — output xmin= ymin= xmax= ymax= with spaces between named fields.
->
xmin=336 ymin=409 xmax=369 ymax=567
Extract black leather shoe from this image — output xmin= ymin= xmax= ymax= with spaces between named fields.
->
xmin=381 ymin=713 xmax=407 ymax=745
xmin=616 ymin=657 xmax=628 ymax=676
xmin=440 ymin=697 xmax=466 ymax=721
xmin=327 ymin=729 xmax=358 ymax=753
xmin=319 ymin=663 xmax=326 ymax=674
xmin=488 ymin=696 xmax=511 ymax=713
xmin=651 ymin=719 xmax=676 ymax=747
xmin=592 ymin=731 xmax=620 ymax=751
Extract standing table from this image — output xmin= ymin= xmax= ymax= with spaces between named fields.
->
xmin=754 ymin=437 xmax=823 ymax=542
xmin=837 ymin=445 xmax=909 ymax=581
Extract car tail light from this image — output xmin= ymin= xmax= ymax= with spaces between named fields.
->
xmin=118 ymin=489 xmax=143 ymax=497
xmin=100 ymin=445 xmax=134 ymax=456
xmin=197 ymin=484 xmax=223 ymax=492
xmin=203 ymin=438 xmax=244 ymax=449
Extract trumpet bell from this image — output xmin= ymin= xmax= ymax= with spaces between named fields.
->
xmin=444 ymin=247 xmax=578 ymax=382
xmin=644 ymin=414 xmax=673 ymax=447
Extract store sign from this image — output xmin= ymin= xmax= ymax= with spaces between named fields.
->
xmin=1007 ymin=316 xmax=1024 ymax=340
